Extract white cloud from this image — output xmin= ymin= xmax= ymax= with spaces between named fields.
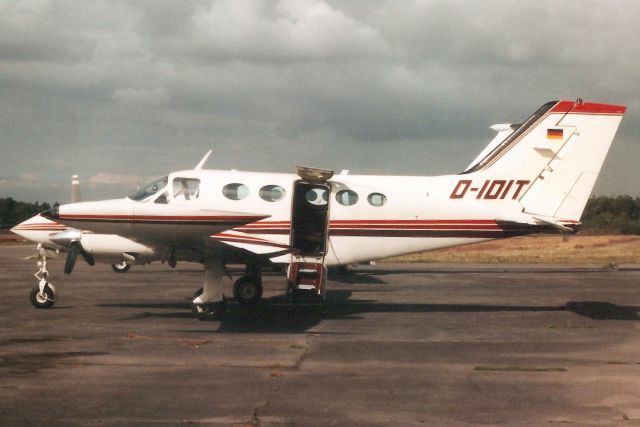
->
xmin=0 ymin=173 xmax=59 ymax=189
xmin=189 ymin=0 xmax=392 ymax=61
xmin=88 ymin=173 xmax=147 ymax=186
xmin=112 ymin=87 xmax=170 ymax=106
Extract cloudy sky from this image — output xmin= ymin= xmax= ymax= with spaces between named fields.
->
xmin=1 ymin=0 xmax=638 ymax=203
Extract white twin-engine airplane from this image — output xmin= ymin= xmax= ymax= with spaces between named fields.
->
xmin=12 ymin=99 xmax=627 ymax=319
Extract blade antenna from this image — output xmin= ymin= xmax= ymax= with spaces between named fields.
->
xmin=195 ymin=150 xmax=213 ymax=170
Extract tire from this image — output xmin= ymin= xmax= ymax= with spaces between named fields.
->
xmin=233 ymin=276 xmax=263 ymax=305
xmin=111 ymin=261 xmax=131 ymax=273
xmin=30 ymin=283 xmax=56 ymax=309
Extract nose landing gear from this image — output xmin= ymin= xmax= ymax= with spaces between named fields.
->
xmin=30 ymin=281 xmax=56 ymax=309
xmin=31 ymin=246 xmax=57 ymax=308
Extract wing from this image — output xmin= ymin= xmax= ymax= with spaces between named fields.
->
xmin=211 ymin=230 xmax=297 ymax=258
xmin=46 ymin=200 xmax=270 ymax=239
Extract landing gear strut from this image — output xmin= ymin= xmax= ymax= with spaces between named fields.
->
xmin=191 ymin=255 xmax=226 ymax=320
xmin=31 ymin=246 xmax=57 ymax=308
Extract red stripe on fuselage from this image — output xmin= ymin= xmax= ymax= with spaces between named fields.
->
xmin=59 ymin=214 xmax=267 ymax=224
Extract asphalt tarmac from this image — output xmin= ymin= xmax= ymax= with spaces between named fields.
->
xmin=1 ymin=244 xmax=640 ymax=426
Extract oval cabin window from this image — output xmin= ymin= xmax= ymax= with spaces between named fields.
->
xmin=305 ymin=188 xmax=328 ymax=205
xmin=222 ymin=183 xmax=249 ymax=200
xmin=335 ymin=189 xmax=359 ymax=206
xmin=367 ymin=192 xmax=387 ymax=207
xmin=259 ymin=185 xmax=286 ymax=202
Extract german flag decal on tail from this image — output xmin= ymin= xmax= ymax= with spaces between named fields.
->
xmin=547 ymin=128 xmax=563 ymax=139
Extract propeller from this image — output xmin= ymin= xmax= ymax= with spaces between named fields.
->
xmin=64 ymin=242 xmax=78 ymax=274
xmin=64 ymin=240 xmax=95 ymax=275
xmin=50 ymin=229 xmax=95 ymax=275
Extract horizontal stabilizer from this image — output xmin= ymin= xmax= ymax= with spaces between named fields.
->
xmin=211 ymin=230 xmax=297 ymax=258
xmin=530 ymin=215 xmax=578 ymax=233
xmin=494 ymin=214 xmax=580 ymax=235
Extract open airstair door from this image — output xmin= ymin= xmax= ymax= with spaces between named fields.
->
xmin=287 ymin=166 xmax=333 ymax=299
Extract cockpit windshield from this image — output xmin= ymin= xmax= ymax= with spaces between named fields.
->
xmin=128 ymin=176 xmax=168 ymax=201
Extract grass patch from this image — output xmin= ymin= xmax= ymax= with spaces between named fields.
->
xmin=384 ymin=235 xmax=640 ymax=264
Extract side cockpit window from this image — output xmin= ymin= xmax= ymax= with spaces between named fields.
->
xmin=129 ymin=176 xmax=168 ymax=202
xmin=154 ymin=192 xmax=168 ymax=204
xmin=173 ymin=178 xmax=200 ymax=201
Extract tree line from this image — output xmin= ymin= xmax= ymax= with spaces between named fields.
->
xmin=581 ymin=195 xmax=640 ymax=234
xmin=1 ymin=195 xmax=640 ymax=234
xmin=0 ymin=198 xmax=56 ymax=228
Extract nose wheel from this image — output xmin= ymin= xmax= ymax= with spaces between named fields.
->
xmin=30 ymin=282 xmax=56 ymax=309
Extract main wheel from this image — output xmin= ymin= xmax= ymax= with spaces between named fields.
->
xmin=30 ymin=283 xmax=56 ymax=309
xmin=233 ymin=276 xmax=263 ymax=305
xmin=111 ymin=261 xmax=131 ymax=273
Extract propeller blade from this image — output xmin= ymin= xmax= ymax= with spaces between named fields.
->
xmin=80 ymin=246 xmax=95 ymax=266
xmin=64 ymin=242 xmax=79 ymax=274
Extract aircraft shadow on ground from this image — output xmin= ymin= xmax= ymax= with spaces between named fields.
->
xmin=327 ymin=269 xmax=387 ymax=284
xmin=351 ymin=267 xmax=640 ymax=275
xmin=565 ymin=301 xmax=640 ymax=321
xmin=98 ymin=295 xmax=640 ymax=333
xmin=213 ymin=297 xmax=569 ymax=334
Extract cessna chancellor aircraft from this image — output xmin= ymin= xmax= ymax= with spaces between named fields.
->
xmin=15 ymin=99 xmax=626 ymax=319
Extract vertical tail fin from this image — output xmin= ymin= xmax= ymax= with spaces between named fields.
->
xmin=465 ymin=100 xmax=626 ymax=222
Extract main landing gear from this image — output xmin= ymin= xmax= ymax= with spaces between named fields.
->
xmin=111 ymin=261 xmax=131 ymax=273
xmin=191 ymin=261 xmax=264 ymax=320
xmin=191 ymin=255 xmax=226 ymax=321
xmin=233 ymin=265 xmax=263 ymax=305
xmin=191 ymin=287 xmax=226 ymax=320
xmin=30 ymin=245 xmax=57 ymax=309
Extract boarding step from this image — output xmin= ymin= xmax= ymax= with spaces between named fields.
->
xmin=287 ymin=261 xmax=327 ymax=297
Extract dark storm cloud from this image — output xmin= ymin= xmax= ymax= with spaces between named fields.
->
xmin=0 ymin=0 xmax=638 ymax=202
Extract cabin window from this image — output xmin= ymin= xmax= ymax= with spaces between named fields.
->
xmin=305 ymin=188 xmax=328 ymax=206
xmin=335 ymin=189 xmax=358 ymax=206
xmin=367 ymin=192 xmax=387 ymax=207
xmin=259 ymin=185 xmax=286 ymax=202
xmin=222 ymin=183 xmax=249 ymax=200
xmin=173 ymin=178 xmax=200 ymax=201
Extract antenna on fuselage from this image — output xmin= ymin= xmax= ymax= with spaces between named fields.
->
xmin=70 ymin=175 xmax=81 ymax=203
xmin=194 ymin=150 xmax=213 ymax=170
